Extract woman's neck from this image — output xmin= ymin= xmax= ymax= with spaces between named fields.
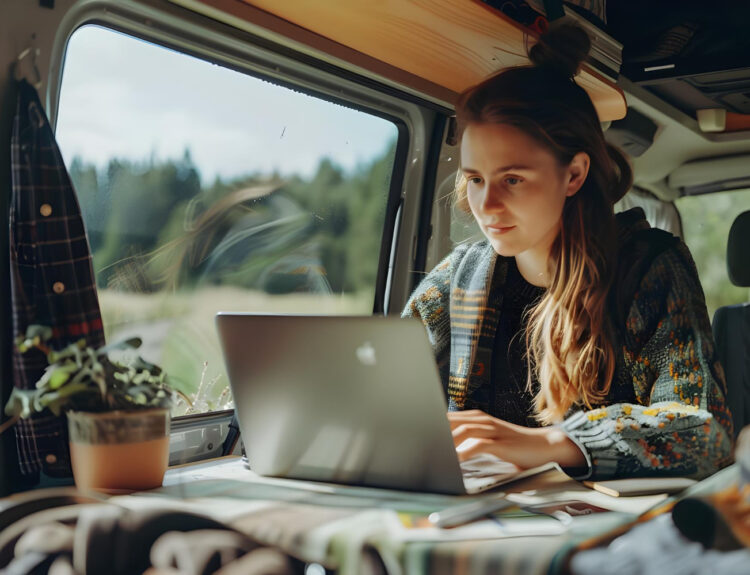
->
xmin=514 ymin=249 xmax=550 ymax=287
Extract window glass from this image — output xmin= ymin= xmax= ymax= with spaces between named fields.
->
xmin=56 ymin=26 xmax=400 ymax=416
xmin=676 ymin=189 xmax=750 ymax=319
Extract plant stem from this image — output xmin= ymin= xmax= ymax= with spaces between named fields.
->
xmin=0 ymin=414 xmax=21 ymax=436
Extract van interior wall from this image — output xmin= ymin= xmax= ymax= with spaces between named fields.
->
xmin=0 ymin=0 xmax=77 ymax=496
xmin=0 ymin=0 xmax=434 ymax=490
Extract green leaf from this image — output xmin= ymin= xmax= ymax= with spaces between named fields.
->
xmin=98 ymin=337 xmax=142 ymax=356
xmin=25 ymin=325 xmax=53 ymax=341
xmin=36 ymin=383 xmax=94 ymax=416
xmin=3 ymin=388 xmax=35 ymax=419
xmin=48 ymin=368 xmax=72 ymax=389
xmin=36 ymin=362 xmax=78 ymax=390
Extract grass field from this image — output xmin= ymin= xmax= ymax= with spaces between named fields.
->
xmin=98 ymin=287 xmax=373 ymax=416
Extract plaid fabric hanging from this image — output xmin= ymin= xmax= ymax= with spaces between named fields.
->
xmin=9 ymin=79 xmax=105 ymax=477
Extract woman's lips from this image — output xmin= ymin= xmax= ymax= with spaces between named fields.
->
xmin=485 ymin=224 xmax=516 ymax=235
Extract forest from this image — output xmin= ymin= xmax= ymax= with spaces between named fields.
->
xmin=69 ymin=144 xmax=396 ymax=299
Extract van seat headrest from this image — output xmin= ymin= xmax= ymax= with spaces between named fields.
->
xmin=728 ymin=210 xmax=750 ymax=287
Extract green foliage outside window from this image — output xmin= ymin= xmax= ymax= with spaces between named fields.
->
xmin=676 ymin=188 xmax=750 ymax=319
xmin=70 ymin=144 xmax=395 ymax=297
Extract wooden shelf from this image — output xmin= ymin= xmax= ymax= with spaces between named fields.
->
xmin=194 ymin=0 xmax=626 ymax=121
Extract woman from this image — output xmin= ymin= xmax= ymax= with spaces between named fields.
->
xmin=403 ymin=22 xmax=733 ymax=480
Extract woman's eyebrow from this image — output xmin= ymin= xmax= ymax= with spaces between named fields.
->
xmin=461 ymin=164 xmax=533 ymax=174
xmin=492 ymin=164 xmax=533 ymax=174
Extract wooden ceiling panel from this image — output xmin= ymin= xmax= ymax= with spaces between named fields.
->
xmin=196 ymin=0 xmax=626 ymax=120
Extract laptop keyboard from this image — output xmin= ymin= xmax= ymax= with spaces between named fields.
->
xmin=460 ymin=453 xmax=520 ymax=478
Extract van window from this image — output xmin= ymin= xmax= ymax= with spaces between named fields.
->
xmin=56 ymin=25 xmax=400 ymax=416
xmin=615 ymin=189 xmax=682 ymax=238
xmin=676 ymin=188 xmax=750 ymax=319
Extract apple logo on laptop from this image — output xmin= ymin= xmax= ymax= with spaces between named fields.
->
xmin=356 ymin=341 xmax=377 ymax=366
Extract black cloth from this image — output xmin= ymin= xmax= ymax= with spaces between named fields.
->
xmin=489 ymin=258 xmax=544 ymax=427
xmin=9 ymin=79 xmax=105 ymax=477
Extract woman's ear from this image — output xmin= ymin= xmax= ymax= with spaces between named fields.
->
xmin=565 ymin=152 xmax=590 ymax=197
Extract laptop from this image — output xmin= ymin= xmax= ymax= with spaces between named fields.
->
xmin=216 ymin=313 xmax=555 ymax=495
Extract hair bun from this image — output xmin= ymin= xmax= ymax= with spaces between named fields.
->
xmin=528 ymin=20 xmax=591 ymax=78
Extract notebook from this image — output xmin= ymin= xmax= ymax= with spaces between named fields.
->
xmin=583 ymin=477 xmax=697 ymax=497
xmin=216 ymin=313 xmax=558 ymax=495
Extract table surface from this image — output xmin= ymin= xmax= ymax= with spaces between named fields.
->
xmin=103 ymin=457 xmax=674 ymax=575
xmin=4 ymin=457 xmax=733 ymax=575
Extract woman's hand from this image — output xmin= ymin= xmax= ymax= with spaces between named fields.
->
xmin=447 ymin=409 xmax=586 ymax=469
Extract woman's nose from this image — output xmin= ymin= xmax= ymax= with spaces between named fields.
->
xmin=480 ymin=183 xmax=505 ymax=213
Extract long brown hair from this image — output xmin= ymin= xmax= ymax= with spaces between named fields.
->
xmin=454 ymin=22 xmax=633 ymax=423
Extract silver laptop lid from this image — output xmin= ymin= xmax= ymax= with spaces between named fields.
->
xmin=216 ymin=313 xmax=466 ymax=494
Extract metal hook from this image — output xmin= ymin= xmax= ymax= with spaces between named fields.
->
xmin=14 ymin=42 xmax=43 ymax=90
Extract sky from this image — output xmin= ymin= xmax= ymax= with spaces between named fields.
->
xmin=55 ymin=25 xmax=398 ymax=184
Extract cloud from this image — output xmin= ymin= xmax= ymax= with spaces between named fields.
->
xmin=55 ymin=25 xmax=397 ymax=183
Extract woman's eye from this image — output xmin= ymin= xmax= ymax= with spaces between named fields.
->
xmin=505 ymin=177 xmax=522 ymax=185
xmin=468 ymin=176 xmax=482 ymax=185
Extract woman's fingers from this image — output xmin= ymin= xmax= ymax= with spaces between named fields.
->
xmin=451 ymin=423 xmax=496 ymax=446
xmin=447 ymin=410 xmax=485 ymax=419
xmin=447 ymin=410 xmax=494 ymax=429
xmin=455 ymin=438 xmax=498 ymax=462
xmin=446 ymin=411 xmax=542 ymax=466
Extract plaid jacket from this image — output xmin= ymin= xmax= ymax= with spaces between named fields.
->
xmin=9 ymin=79 xmax=105 ymax=477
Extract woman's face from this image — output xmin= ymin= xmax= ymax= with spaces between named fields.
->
xmin=460 ymin=122 xmax=584 ymax=260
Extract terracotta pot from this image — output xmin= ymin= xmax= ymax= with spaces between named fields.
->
xmin=67 ymin=408 xmax=170 ymax=492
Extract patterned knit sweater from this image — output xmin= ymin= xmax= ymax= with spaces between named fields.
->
xmin=403 ymin=209 xmax=734 ymax=480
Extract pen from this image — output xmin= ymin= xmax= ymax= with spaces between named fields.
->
xmin=428 ymin=494 xmax=515 ymax=528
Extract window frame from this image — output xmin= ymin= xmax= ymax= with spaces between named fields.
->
xmin=49 ymin=1 xmax=453 ymax=315
xmin=48 ymin=0 xmax=447 ymax=461
xmin=54 ymin=21 xmax=411 ymax=303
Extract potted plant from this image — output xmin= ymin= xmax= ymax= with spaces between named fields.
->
xmin=2 ymin=325 xmax=176 ymax=492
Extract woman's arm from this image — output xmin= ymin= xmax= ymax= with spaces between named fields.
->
xmin=448 ymin=409 xmax=586 ymax=469
xmin=560 ymin=242 xmax=734 ymax=480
